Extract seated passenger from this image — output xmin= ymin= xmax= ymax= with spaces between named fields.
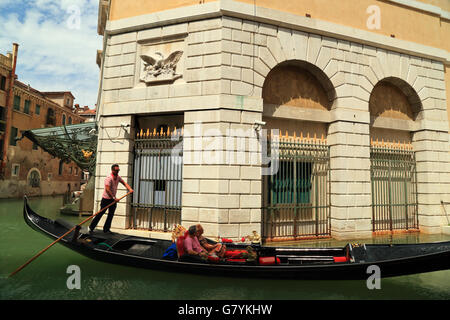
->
xmin=180 ymin=225 xmax=208 ymax=262
xmin=195 ymin=224 xmax=226 ymax=258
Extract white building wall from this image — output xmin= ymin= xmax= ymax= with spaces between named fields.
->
xmin=95 ymin=1 xmax=450 ymax=239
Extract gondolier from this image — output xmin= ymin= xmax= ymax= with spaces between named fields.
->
xmin=89 ymin=164 xmax=133 ymax=234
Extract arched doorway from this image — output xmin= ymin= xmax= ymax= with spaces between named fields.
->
xmin=369 ymin=78 xmax=420 ymax=232
xmin=262 ymin=61 xmax=334 ymax=240
xmin=27 ymin=169 xmax=41 ymax=188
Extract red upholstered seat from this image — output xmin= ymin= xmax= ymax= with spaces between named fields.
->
xmin=226 ymin=258 xmax=247 ymax=263
xmin=207 ymin=255 xmax=220 ymax=263
xmin=176 ymin=231 xmax=189 ymax=257
xmin=224 ymin=250 xmax=247 ymax=259
xmin=333 ymin=256 xmax=348 ymax=263
xmin=259 ymin=257 xmax=280 ymax=265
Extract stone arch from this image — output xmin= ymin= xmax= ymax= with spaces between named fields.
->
xmin=369 ymin=76 xmax=422 ymax=144
xmin=262 ymin=60 xmax=336 ymax=110
xmin=27 ymin=168 xmax=41 ymax=188
xmin=262 ymin=60 xmax=335 ymax=139
xmin=361 ymin=51 xmax=428 ymax=109
xmin=251 ymin=29 xmax=341 ymax=102
xmin=370 ymin=77 xmax=422 ymax=123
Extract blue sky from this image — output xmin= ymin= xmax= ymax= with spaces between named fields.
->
xmin=0 ymin=0 xmax=102 ymax=108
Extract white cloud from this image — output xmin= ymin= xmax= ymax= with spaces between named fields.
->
xmin=0 ymin=0 xmax=102 ymax=108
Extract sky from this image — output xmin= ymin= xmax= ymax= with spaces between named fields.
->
xmin=0 ymin=0 xmax=102 ymax=109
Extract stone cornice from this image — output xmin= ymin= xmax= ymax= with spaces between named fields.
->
xmin=105 ymin=0 xmax=450 ymax=64
xmin=98 ymin=0 xmax=110 ymax=36
xmin=385 ymin=0 xmax=450 ymax=20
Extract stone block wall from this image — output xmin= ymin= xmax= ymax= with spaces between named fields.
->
xmin=95 ymin=4 xmax=450 ymax=239
xmin=182 ymin=109 xmax=262 ymax=239
xmin=93 ymin=115 xmax=135 ymax=230
xmin=328 ymin=121 xmax=372 ymax=239
xmin=414 ymin=130 xmax=450 ymax=233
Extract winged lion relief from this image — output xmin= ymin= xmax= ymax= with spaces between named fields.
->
xmin=139 ymin=50 xmax=183 ymax=84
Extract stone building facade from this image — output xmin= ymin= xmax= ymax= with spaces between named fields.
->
xmin=0 ymin=51 xmax=13 ymax=165
xmin=94 ymin=0 xmax=450 ymax=240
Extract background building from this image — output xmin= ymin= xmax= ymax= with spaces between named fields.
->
xmin=0 ymin=45 xmax=15 ymax=178
xmin=76 ymin=104 xmax=97 ymax=123
xmin=0 ymin=44 xmax=86 ymax=198
xmin=94 ymin=0 xmax=450 ymax=241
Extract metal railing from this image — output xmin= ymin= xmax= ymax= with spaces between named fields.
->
xmin=263 ymin=133 xmax=330 ymax=240
xmin=130 ymin=127 xmax=183 ymax=232
xmin=370 ymin=140 xmax=418 ymax=232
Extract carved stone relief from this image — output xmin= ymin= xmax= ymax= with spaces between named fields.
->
xmin=139 ymin=40 xmax=185 ymax=85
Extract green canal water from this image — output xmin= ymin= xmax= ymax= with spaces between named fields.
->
xmin=1 ymin=195 xmax=450 ymax=300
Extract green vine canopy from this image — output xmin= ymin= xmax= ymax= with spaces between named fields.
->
xmin=22 ymin=122 xmax=98 ymax=175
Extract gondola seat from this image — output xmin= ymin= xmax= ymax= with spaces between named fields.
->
xmin=224 ymin=249 xmax=248 ymax=259
xmin=259 ymin=257 xmax=281 ymax=265
xmin=333 ymin=256 xmax=349 ymax=263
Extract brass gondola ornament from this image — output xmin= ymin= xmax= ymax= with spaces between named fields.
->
xmin=171 ymin=224 xmax=187 ymax=243
xmin=246 ymin=230 xmax=261 ymax=245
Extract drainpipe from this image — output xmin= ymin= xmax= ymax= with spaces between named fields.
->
xmin=1 ymin=43 xmax=18 ymax=178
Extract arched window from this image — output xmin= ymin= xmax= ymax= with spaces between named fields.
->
xmin=62 ymin=114 xmax=66 ymax=125
xmin=261 ymin=61 xmax=334 ymax=240
xmin=263 ymin=63 xmax=333 ymax=111
xmin=369 ymin=77 xmax=421 ymax=232
xmin=46 ymin=108 xmax=55 ymax=125
xmin=28 ymin=169 xmax=41 ymax=188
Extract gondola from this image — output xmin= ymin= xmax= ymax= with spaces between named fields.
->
xmin=23 ymin=197 xmax=450 ymax=280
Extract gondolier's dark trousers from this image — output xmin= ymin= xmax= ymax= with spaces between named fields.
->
xmin=89 ymin=198 xmax=117 ymax=233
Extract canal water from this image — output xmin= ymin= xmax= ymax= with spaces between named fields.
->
xmin=1 ymin=195 xmax=449 ymax=300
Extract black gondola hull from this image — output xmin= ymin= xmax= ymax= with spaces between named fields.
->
xmin=23 ymin=198 xmax=450 ymax=280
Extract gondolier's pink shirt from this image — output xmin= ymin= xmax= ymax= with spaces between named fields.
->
xmin=102 ymin=174 xmax=125 ymax=199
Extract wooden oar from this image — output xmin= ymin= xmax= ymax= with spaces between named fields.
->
xmin=9 ymin=191 xmax=133 ymax=277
